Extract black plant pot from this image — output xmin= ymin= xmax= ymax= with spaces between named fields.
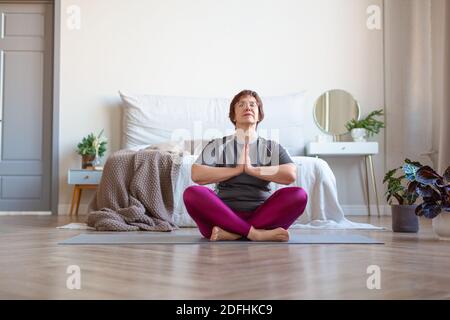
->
xmin=391 ymin=205 xmax=419 ymax=233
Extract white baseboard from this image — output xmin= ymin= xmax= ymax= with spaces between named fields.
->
xmin=0 ymin=204 xmax=391 ymax=217
xmin=342 ymin=205 xmax=391 ymax=216
xmin=54 ymin=204 xmax=391 ymax=217
xmin=0 ymin=211 xmax=52 ymax=216
xmin=58 ymin=204 xmax=391 ymax=216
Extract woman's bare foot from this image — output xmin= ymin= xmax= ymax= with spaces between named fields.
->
xmin=247 ymin=226 xmax=290 ymax=242
xmin=210 ymin=226 xmax=242 ymax=241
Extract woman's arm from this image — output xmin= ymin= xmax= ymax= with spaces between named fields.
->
xmin=191 ymin=138 xmax=249 ymax=185
xmin=191 ymin=164 xmax=243 ymax=185
xmin=246 ymin=163 xmax=297 ymax=185
xmin=242 ymin=143 xmax=296 ymax=185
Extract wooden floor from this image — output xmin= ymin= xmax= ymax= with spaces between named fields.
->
xmin=0 ymin=215 xmax=449 ymax=299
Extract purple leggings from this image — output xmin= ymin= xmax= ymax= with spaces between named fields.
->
xmin=183 ymin=185 xmax=308 ymax=239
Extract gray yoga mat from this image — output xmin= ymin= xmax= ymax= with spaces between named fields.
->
xmin=59 ymin=232 xmax=383 ymax=245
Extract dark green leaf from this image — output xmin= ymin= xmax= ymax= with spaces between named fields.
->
xmin=407 ymin=181 xmax=419 ymax=195
xmin=421 ymin=203 xmax=442 ymax=219
xmin=415 ymin=166 xmax=442 ymax=185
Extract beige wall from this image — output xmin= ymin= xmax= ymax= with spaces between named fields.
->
xmin=58 ymin=0 xmax=384 ymax=214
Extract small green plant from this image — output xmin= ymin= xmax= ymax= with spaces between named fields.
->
xmin=345 ymin=109 xmax=385 ymax=137
xmin=383 ymin=159 xmax=420 ymax=205
xmin=77 ymin=130 xmax=107 ymax=157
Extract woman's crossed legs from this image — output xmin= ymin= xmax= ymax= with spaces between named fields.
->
xmin=183 ymin=185 xmax=308 ymax=241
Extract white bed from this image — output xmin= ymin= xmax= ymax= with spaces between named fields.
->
xmin=120 ymin=91 xmax=381 ymax=230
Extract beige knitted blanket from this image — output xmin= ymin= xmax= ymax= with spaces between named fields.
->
xmin=87 ymin=149 xmax=183 ymax=231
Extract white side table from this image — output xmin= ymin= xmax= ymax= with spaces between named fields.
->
xmin=67 ymin=169 xmax=103 ymax=215
xmin=306 ymin=142 xmax=380 ymax=217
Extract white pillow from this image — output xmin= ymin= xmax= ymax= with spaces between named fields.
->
xmin=120 ymin=91 xmax=232 ymax=148
xmin=125 ymin=140 xmax=199 ymax=155
xmin=119 ymin=91 xmax=319 ymax=156
xmin=127 ymin=144 xmax=152 ymax=152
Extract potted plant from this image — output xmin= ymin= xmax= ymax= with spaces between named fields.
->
xmin=345 ymin=109 xmax=385 ymax=142
xmin=404 ymin=161 xmax=450 ymax=240
xmin=77 ymin=130 xmax=107 ymax=169
xmin=383 ymin=159 xmax=420 ymax=232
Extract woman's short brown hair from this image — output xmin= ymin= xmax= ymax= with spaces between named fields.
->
xmin=229 ymin=90 xmax=264 ymax=128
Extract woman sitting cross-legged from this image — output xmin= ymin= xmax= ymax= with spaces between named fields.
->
xmin=183 ymin=90 xmax=308 ymax=242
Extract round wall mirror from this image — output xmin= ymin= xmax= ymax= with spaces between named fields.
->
xmin=313 ymin=89 xmax=360 ymax=137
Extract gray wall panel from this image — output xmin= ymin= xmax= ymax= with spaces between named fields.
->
xmin=3 ymin=12 xmax=45 ymax=38
xmin=2 ymin=51 xmax=43 ymax=160
xmin=2 ymin=176 xmax=41 ymax=199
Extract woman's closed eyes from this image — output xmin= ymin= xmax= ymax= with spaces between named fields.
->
xmin=237 ymin=102 xmax=257 ymax=108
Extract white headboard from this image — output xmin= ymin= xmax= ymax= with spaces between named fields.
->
xmin=119 ymin=91 xmax=321 ymax=156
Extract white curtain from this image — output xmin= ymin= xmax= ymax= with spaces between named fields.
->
xmin=438 ymin=0 xmax=450 ymax=173
xmin=385 ymin=0 xmax=450 ymax=173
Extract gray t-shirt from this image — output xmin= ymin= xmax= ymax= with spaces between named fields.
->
xmin=194 ymin=135 xmax=294 ymax=212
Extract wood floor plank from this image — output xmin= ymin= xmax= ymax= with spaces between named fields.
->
xmin=0 ymin=215 xmax=449 ymax=299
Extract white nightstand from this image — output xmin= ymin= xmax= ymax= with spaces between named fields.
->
xmin=306 ymin=142 xmax=380 ymax=217
xmin=67 ymin=169 xmax=103 ymax=215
